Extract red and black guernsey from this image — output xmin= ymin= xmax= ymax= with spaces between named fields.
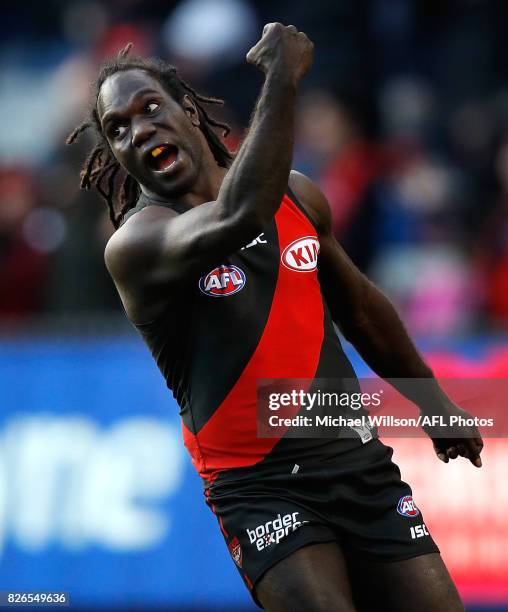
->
xmin=130 ymin=188 xmax=372 ymax=483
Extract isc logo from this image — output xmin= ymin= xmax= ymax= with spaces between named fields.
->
xmin=397 ymin=495 xmax=420 ymax=518
xmin=281 ymin=236 xmax=320 ymax=272
xmin=199 ymin=265 xmax=246 ymax=297
xmin=410 ymin=524 xmax=429 ymax=539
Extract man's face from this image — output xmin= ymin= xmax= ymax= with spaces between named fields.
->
xmin=97 ymin=69 xmax=204 ymax=197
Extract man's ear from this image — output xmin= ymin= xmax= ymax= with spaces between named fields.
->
xmin=182 ymin=95 xmax=200 ymax=127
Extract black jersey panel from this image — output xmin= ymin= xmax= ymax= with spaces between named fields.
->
xmin=180 ymin=219 xmax=280 ymax=434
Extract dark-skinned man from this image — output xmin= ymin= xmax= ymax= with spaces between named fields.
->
xmin=69 ymin=23 xmax=482 ymax=611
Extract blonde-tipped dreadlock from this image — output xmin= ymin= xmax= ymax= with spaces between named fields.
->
xmin=67 ymin=44 xmax=233 ymax=229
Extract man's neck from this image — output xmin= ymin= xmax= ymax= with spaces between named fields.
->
xmin=141 ymin=163 xmax=228 ymax=209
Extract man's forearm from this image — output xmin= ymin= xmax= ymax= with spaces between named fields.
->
xmin=217 ymin=74 xmax=296 ymax=227
xmin=214 ymin=23 xmax=313 ymax=230
xmin=345 ymin=284 xmax=449 ymax=411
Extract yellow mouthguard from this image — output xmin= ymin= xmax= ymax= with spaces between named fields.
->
xmin=151 ymin=146 xmax=165 ymax=158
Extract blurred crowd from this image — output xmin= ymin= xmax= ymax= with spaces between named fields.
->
xmin=2 ymin=0 xmax=508 ymax=338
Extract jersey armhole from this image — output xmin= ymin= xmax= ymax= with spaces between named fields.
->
xmin=286 ymin=186 xmax=319 ymax=232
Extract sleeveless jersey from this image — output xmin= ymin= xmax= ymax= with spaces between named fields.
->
xmin=125 ymin=189 xmax=373 ymax=483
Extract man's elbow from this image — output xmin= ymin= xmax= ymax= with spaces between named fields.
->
xmin=338 ymin=312 xmax=371 ymax=344
xmin=219 ymin=206 xmax=268 ymax=241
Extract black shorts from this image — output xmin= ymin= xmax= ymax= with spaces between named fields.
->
xmin=204 ymin=438 xmax=439 ymax=606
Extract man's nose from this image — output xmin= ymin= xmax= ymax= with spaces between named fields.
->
xmin=131 ymin=118 xmax=156 ymax=148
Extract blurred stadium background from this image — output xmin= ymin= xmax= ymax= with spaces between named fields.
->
xmin=1 ymin=0 xmax=507 ymax=610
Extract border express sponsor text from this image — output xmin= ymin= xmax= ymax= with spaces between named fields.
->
xmin=247 ymin=512 xmax=308 ymax=551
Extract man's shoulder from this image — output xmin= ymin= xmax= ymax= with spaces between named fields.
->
xmin=104 ymin=208 xmax=153 ymax=285
xmin=104 ymin=204 xmax=178 ymax=282
xmin=288 ymin=170 xmax=331 ymax=235
xmin=104 ymin=219 xmax=140 ymax=283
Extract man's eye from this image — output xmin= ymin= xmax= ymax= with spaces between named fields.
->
xmin=111 ymin=124 xmax=128 ymax=139
xmin=146 ymin=102 xmax=160 ymax=113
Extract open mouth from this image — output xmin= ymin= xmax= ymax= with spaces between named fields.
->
xmin=147 ymin=144 xmax=179 ymax=172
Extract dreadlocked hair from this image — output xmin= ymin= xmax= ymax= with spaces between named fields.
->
xmin=66 ymin=43 xmax=234 ymax=229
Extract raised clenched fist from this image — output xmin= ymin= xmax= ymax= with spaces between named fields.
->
xmin=246 ymin=23 xmax=314 ymax=85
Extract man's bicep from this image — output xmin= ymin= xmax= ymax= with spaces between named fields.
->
xmin=147 ymin=201 xmax=265 ymax=283
xmin=107 ymin=201 xmax=261 ymax=290
xmin=317 ymin=232 xmax=371 ymax=332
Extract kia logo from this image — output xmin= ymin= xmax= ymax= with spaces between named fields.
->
xmin=281 ymin=236 xmax=320 ymax=272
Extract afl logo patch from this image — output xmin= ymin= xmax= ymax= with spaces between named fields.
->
xmin=281 ymin=236 xmax=320 ymax=272
xmin=397 ymin=495 xmax=420 ymax=518
xmin=199 ymin=264 xmax=246 ymax=297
